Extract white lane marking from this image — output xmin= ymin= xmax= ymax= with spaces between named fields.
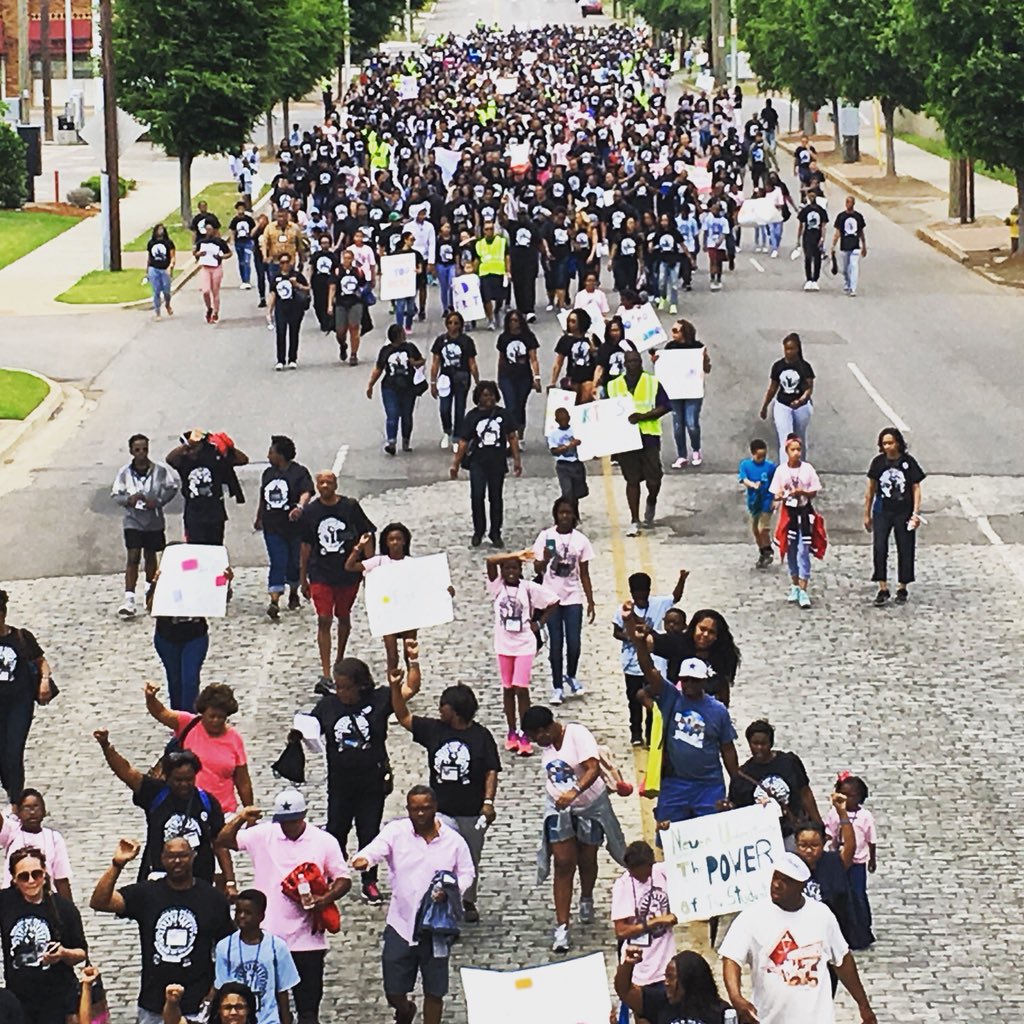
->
xmin=332 ymin=444 xmax=350 ymax=477
xmin=958 ymin=495 xmax=1004 ymax=546
xmin=750 ymin=258 xmax=765 ymax=273
xmin=846 ymin=362 xmax=910 ymax=432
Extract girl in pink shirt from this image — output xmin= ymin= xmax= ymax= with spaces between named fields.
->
xmin=824 ymin=772 xmax=877 ymax=948
xmin=485 ymin=550 xmax=559 ymax=757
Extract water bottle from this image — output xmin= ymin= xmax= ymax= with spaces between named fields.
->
xmin=297 ymin=872 xmax=315 ymax=910
xmin=724 ymin=1010 xmax=738 ymax=1024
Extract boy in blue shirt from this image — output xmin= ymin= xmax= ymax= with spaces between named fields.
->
xmin=547 ymin=406 xmax=589 ymax=513
xmin=738 ymin=438 xmax=777 ymax=569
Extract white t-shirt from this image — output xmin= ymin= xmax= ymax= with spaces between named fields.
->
xmin=719 ymin=898 xmax=849 ymax=1024
xmin=610 ymin=863 xmax=676 ymax=985
xmin=541 ymin=722 xmax=606 ymax=809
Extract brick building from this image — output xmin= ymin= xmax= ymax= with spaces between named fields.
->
xmin=0 ymin=0 xmax=94 ymax=97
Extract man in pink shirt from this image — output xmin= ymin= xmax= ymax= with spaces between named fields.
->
xmin=352 ymin=786 xmax=474 ymax=1024
xmin=216 ymin=790 xmax=350 ymax=1024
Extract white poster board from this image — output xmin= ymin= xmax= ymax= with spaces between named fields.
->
xmin=655 ymin=348 xmax=705 ymax=399
xmin=452 ymin=273 xmax=486 ymax=321
xmin=688 ymin=164 xmax=713 ymax=194
xmin=379 ymin=253 xmax=418 ymax=300
xmin=496 ymin=77 xmax=519 ymax=96
xmin=398 ymin=76 xmax=419 ymax=101
xmin=508 ymin=142 xmax=530 ymax=169
xmin=433 ymin=146 xmax=463 ymax=185
xmin=737 ymin=195 xmax=783 ymax=227
xmin=544 ymin=387 xmax=577 ymax=434
xmin=573 ymin=396 xmax=643 ymax=461
xmin=150 ymin=544 xmax=229 ymax=618
xmin=661 ymin=805 xmax=786 ymax=922
xmin=695 ymin=71 xmax=715 ymax=92
xmin=461 ymin=953 xmax=610 ymax=1024
xmin=619 ymin=302 xmax=668 ymax=352
xmin=364 ymin=553 xmax=454 ymax=637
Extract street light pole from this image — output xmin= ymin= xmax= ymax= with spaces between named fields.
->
xmin=16 ymin=0 xmax=30 ymax=122
xmin=342 ymin=0 xmax=352 ymax=99
xmin=99 ymin=0 xmax=121 ymax=270
xmin=40 ymin=0 xmax=54 ymax=141
xmin=406 ymin=0 xmax=412 ymax=43
xmin=729 ymin=0 xmax=738 ymax=91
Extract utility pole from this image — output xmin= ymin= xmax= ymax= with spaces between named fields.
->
xmin=64 ymin=0 xmax=74 ymax=87
xmin=99 ymin=0 xmax=121 ymax=270
xmin=729 ymin=0 xmax=738 ymax=91
xmin=341 ymin=0 xmax=352 ymax=100
xmin=406 ymin=0 xmax=412 ymax=42
xmin=710 ymin=0 xmax=727 ymax=86
xmin=17 ymin=0 xmax=30 ymax=122
xmin=40 ymin=0 xmax=54 ymax=141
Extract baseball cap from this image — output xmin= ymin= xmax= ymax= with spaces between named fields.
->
xmin=774 ymin=851 xmax=810 ymax=883
xmin=272 ymin=788 xmax=307 ymax=822
xmin=388 ymin=211 xmax=401 ymax=222
xmin=678 ymin=658 xmax=713 ymax=680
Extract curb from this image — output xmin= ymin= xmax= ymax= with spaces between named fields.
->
xmin=915 ymin=225 xmax=968 ymax=263
xmin=0 ymin=369 xmax=64 ymax=465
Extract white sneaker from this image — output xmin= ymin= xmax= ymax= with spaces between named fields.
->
xmin=117 ymin=599 xmax=136 ymax=619
xmin=564 ymin=676 xmax=586 ymax=697
xmin=287 ymin=361 xmax=297 ymax=370
xmin=803 ymin=280 xmax=813 ymax=291
xmin=626 ymin=521 xmax=641 ymax=537
xmin=545 ymin=303 xmax=554 ymax=311
xmin=809 ymin=281 xmax=820 ymax=291
xmin=240 ymin=282 xmax=252 ymax=290
xmin=798 ymin=589 xmax=812 ymax=608
xmin=266 ymin=320 xmax=275 ymax=331
xmin=550 ymin=687 xmax=564 ymax=706
xmin=770 ymin=250 xmax=779 ymax=259
xmin=578 ymin=897 xmax=595 ymax=923
xmin=849 ymin=290 xmax=856 ymax=297
xmin=518 ymin=438 xmax=526 ymax=451
xmin=552 ymin=923 xmax=571 ymax=953
xmin=526 ymin=312 xmax=537 ymax=323
xmin=787 ymin=585 xmax=801 ymax=603
xmin=671 ymin=456 xmax=688 ymax=469
xmin=690 ymin=449 xmax=703 ymax=467
xmin=440 ymin=434 xmax=450 ymax=449
xmin=275 ymin=362 xmax=285 ymax=371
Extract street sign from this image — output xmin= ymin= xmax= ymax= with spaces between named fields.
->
xmin=78 ymin=106 xmax=147 ymax=158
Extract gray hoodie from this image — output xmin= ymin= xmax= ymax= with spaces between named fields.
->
xmin=111 ymin=460 xmax=179 ymax=531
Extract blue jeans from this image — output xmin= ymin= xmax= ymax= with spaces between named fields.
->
xmin=147 ymin=267 xmax=172 ymax=313
xmin=235 ymin=239 xmax=253 ymax=284
xmin=382 ymin=386 xmax=415 ymax=444
xmin=840 ymin=250 xmax=860 ymax=292
xmin=439 ymin=385 xmax=468 ymax=439
xmin=547 ymin=603 xmax=584 ymax=688
xmin=772 ymin=400 xmax=813 ymax=464
xmin=153 ymin=632 xmax=209 ymax=712
xmin=264 ymin=531 xmax=301 ymax=593
xmin=768 ymin=221 xmax=783 ymax=251
xmin=656 ymin=262 xmax=680 ymax=305
xmin=786 ymin=532 xmax=812 ymax=580
xmin=847 ymin=862 xmax=876 ymax=948
xmin=394 ymin=296 xmax=415 ymax=330
xmin=437 ymin=262 xmax=456 ymax=313
xmin=499 ymin=373 xmax=532 ymax=433
xmin=669 ymin=398 xmax=702 ymax=457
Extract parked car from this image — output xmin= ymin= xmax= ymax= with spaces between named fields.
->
xmin=580 ymin=0 xmax=603 ymax=15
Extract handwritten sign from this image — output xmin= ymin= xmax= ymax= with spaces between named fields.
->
xmin=150 ymin=544 xmax=229 ymax=618
xmin=544 ymin=387 xmax=577 ymax=434
xmin=461 ymin=953 xmax=610 ymax=1024
xmin=452 ymin=273 xmax=486 ymax=321
xmin=379 ymin=253 xmax=418 ymax=300
xmin=364 ymin=553 xmax=454 ymax=637
xmin=619 ymin=302 xmax=668 ymax=352
xmin=398 ymin=76 xmax=419 ymax=101
xmin=661 ymin=805 xmax=785 ymax=922
xmin=573 ymin=396 xmax=643 ymax=461
xmin=655 ymin=348 xmax=705 ymax=399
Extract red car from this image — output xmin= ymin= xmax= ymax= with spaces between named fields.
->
xmin=581 ymin=0 xmax=603 ymax=15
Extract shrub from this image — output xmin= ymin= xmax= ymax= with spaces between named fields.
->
xmin=79 ymin=174 xmax=137 ymax=199
xmin=0 ymin=123 xmax=28 ymax=209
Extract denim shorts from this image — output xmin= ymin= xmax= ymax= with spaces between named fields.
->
xmin=544 ymin=810 xmax=605 ymax=846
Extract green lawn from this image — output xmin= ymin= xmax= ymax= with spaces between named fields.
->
xmin=125 ymin=181 xmax=246 ymax=253
xmin=55 ymin=268 xmax=182 ymax=305
xmin=896 ymin=132 xmax=1016 ymax=189
xmin=0 ymin=369 xmax=50 ymax=420
xmin=0 ymin=210 xmax=80 ymax=270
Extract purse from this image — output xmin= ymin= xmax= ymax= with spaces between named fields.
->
xmin=15 ymin=630 xmax=58 ymax=703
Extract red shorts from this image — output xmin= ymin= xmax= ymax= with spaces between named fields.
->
xmin=310 ymin=581 xmax=360 ymax=620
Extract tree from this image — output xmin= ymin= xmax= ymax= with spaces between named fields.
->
xmin=0 ymin=123 xmax=28 ymax=209
xmin=350 ymin=0 xmax=406 ymax=55
xmin=625 ymin=0 xmax=709 ymax=42
xmin=113 ymin=0 xmax=274 ymax=225
xmin=912 ymin=0 xmax=1024 ymax=243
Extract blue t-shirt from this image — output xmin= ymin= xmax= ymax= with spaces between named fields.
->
xmin=738 ymin=456 xmax=777 ymax=514
xmin=613 ymin=595 xmax=674 ymax=674
xmin=547 ymin=426 xmax=580 ymax=462
xmin=657 ymin=684 xmax=736 ymax=784
xmin=215 ymin=932 xmax=301 ymax=1024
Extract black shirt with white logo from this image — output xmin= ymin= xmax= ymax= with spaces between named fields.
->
xmin=259 ymin=461 xmax=314 ymax=537
xmin=431 ymin=333 xmax=477 ymax=377
xmin=0 ymin=628 xmax=42 ymax=705
xmin=147 ymin=238 xmax=174 ymax=270
xmin=770 ymin=358 xmax=815 ymax=408
xmin=834 ymin=209 xmax=866 ymax=251
xmin=867 ymin=452 xmax=925 ymax=514
xmin=459 ymin=406 xmax=516 ymax=467
xmin=411 ymin=717 xmax=501 ymax=817
xmin=300 ymin=496 xmax=375 ymax=586
xmin=311 ymin=686 xmax=392 ymax=784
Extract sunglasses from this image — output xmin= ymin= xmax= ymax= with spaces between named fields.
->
xmin=15 ymin=869 xmax=44 ymax=883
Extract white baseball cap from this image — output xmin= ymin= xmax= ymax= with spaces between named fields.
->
xmin=774 ymin=851 xmax=811 ymax=883
xmin=272 ymin=788 xmax=307 ymax=822
xmin=678 ymin=658 xmax=713 ymax=680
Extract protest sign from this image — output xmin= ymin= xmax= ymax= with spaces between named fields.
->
xmin=398 ymin=75 xmax=419 ymax=100
xmin=432 ymin=146 xmax=463 ymax=185
xmin=655 ymin=348 xmax=705 ymax=399
xmin=496 ymin=77 xmax=519 ymax=95
xmin=574 ymin=396 xmax=643 ymax=461
xmin=150 ymin=544 xmax=229 ymax=618
xmin=661 ymin=805 xmax=785 ymax=922
xmin=379 ymin=253 xmax=418 ymax=300
xmin=544 ymin=387 xmax=577 ymax=434
xmin=461 ymin=953 xmax=610 ymax=1024
xmin=738 ymin=195 xmax=783 ymax=227
xmin=688 ymin=163 xmax=713 ymax=193
xmin=619 ymin=302 xmax=668 ymax=351
xmin=695 ymin=71 xmax=715 ymax=91
xmin=508 ymin=142 xmax=531 ymax=171
xmin=452 ymin=273 xmax=486 ymax=321
xmin=364 ymin=553 xmax=454 ymax=637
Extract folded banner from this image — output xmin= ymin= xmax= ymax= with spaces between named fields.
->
xmin=150 ymin=544 xmax=229 ymax=618
xmin=364 ymin=553 xmax=455 ymax=637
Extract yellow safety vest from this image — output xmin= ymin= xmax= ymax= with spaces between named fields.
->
xmin=608 ymin=372 xmax=662 ymax=436
xmin=476 ymin=235 xmax=507 ymax=276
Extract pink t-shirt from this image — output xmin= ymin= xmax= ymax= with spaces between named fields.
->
xmin=235 ymin=821 xmax=348 ymax=952
xmin=532 ymin=528 xmax=594 ymax=606
xmin=540 ymin=722 xmax=606 ymax=809
xmin=824 ymin=806 xmax=877 ymax=865
xmin=486 ymin=576 xmax=558 ymax=656
xmin=174 ymin=712 xmax=247 ymax=813
xmin=769 ymin=461 xmax=822 ymax=507
xmin=0 ymin=817 xmax=72 ymax=885
xmin=611 ymin=863 xmax=676 ymax=985
xmin=361 ymin=554 xmax=400 ymax=573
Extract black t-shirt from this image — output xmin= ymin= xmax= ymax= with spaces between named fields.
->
xmin=797 ymin=203 xmax=826 ymax=239
xmin=496 ymin=331 xmax=539 ymax=382
xmin=147 ymin=237 xmax=174 ymax=270
xmin=806 ymin=850 xmax=853 ymax=940
xmin=311 ymin=249 xmax=339 ymax=280
xmin=509 ymin=222 xmax=540 ymax=259
xmin=650 ymin=633 xmax=733 ymax=699
xmin=132 ymin=775 xmax=225 ymax=883
xmin=259 ymin=461 xmax=315 ymax=537
xmin=651 ymin=228 xmax=684 ymax=265
xmin=834 ymin=209 xmax=866 ymax=251
xmin=615 ymin=231 xmax=642 ymax=263
xmin=195 ymin=237 xmax=230 ymax=265
xmin=545 ymin=222 xmax=572 ymax=259
xmin=0 ymin=628 xmax=41 ymax=705
xmin=728 ymin=751 xmax=810 ymax=830
xmin=376 ymin=341 xmax=423 ymax=390
xmin=596 ymin=339 xmax=636 ymax=381
xmin=190 ymin=212 xmax=221 ymax=236
xmin=273 ymin=270 xmax=309 ymax=307
xmin=867 ymin=453 xmax=925 ymax=513
xmin=555 ymin=334 xmax=597 ymax=383
xmin=229 ymin=214 xmax=256 ymax=241
xmin=437 ymin=238 xmax=457 ymax=265
xmin=459 ymin=406 xmax=516 ymax=466
xmin=117 ymin=879 xmax=232 ymax=1014
xmin=334 ymin=265 xmax=364 ymax=306
xmin=173 ymin=443 xmax=229 ymax=524
xmin=410 ymin=717 xmax=501 ymax=817
xmin=0 ymin=889 xmax=86 ymax=1006
xmin=640 ymin=986 xmax=727 ymax=1024
xmin=431 ymin=333 xmax=477 ymax=377
xmin=770 ymin=358 xmax=815 ymax=408
xmin=300 ymin=496 xmax=375 ymax=586
xmin=311 ymin=687 xmax=392 ymax=783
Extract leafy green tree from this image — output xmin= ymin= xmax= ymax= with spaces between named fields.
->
xmin=626 ymin=0 xmax=709 ymax=41
xmin=350 ymin=0 xmax=406 ymax=54
xmin=113 ymin=0 xmax=274 ymax=224
xmin=911 ymin=0 xmax=1024 ymax=229
xmin=0 ymin=123 xmax=28 ymax=209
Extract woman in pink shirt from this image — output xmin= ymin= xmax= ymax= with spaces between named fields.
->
xmin=145 ymin=681 xmax=253 ymax=813
xmin=485 ymin=550 xmax=559 ymax=757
